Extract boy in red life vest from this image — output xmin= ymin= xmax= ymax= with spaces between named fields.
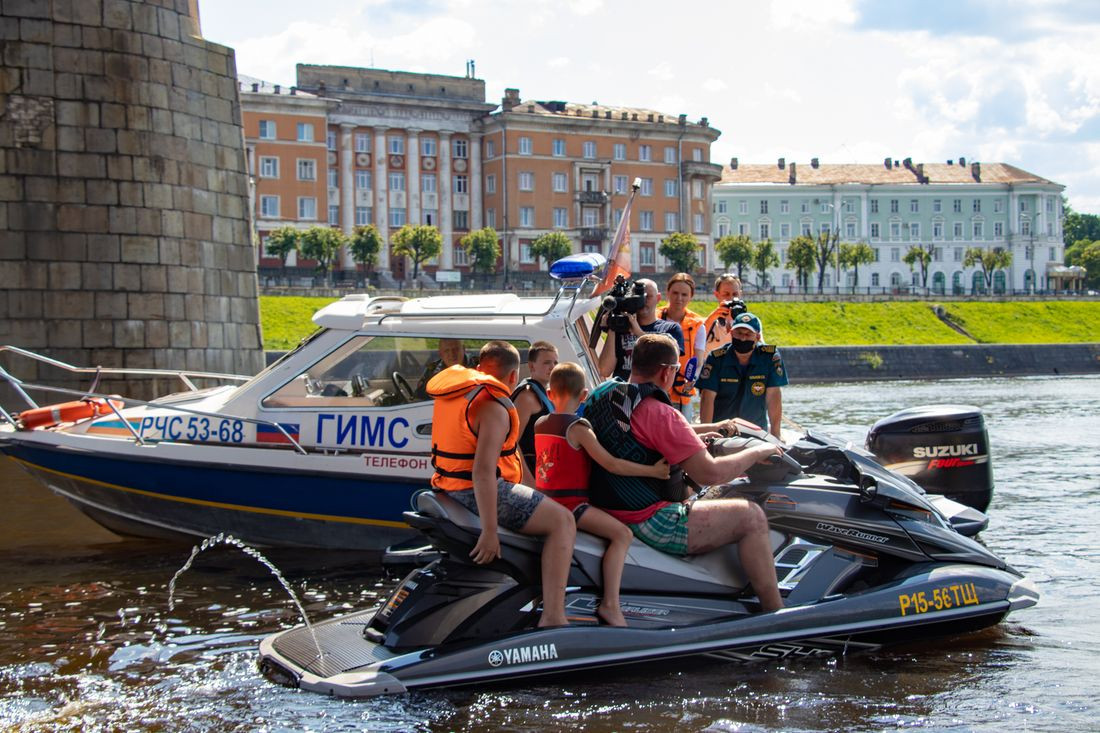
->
xmin=513 ymin=341 xmax=559 ymax=477
xmin=427 ymin=341 xmax=576 ymax=628
xmin=534 ymin=362 xmax=670 ymax=627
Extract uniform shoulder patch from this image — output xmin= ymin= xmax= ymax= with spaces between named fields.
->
xmin=711 ymin=344 xmax=730 ymax=358
xmin=757 ymin=344 xmax=777 ymax=354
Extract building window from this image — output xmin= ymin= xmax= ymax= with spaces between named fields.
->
xmin=717 ymin=200 xmax=727 ymax=214
xmin=780 ymin=200 xmax=790 ymax=214
xmin=993 ymin=199 xmax=1003 ymax=213
xmin=518 ymin=171 xmax=534 ymax=191
xmin=1020 ymin=199 xmax=1029 ymax=212
xmin=890 ymin=199 xmax=899 ymax=214
xmin=388 ymin=136 xmax=404 ymax=155
xmin=760 ymin=200 xmax=768 ymax=214
xmin=843 ymin=199 xmax=854 ymax=213
xmin=326 ymin=130 xmax=336 ymax=151
xmin=639 ymin=145 xmax=651 ymax=162
xmin=486 ymin=174 xmax=496 ymax=194
xmin=870 ymin=199 xmax=879 ymax=214
xmin=953 ymin=199 xmax=962 ymax=213
xmin=552 ymin=138 xmax=566 ymax=157
xmin=739 ymin=200 xmax=748 ymax=215
xmin=582 ymin=141 xmax=597 ymax=159
xmin=871 ymin=273 xmax=880 ymax=286
xmin=519 ymin=136 xmax=532 ymax=155
xmin=909 ymin=222 xmax=920 ymax=239
xmin=520 ymin=206 xmax=534 ymax=227
xmin=1021 ymin=218 xmax=1031 ymax=236
xmin=933 ymin=199 xmax=942 ymax=213
xmin=801 ymin=200 xmax=811 ymax=214
xmin=328 ymin=204 xmax=339 ymax=225
xmin=613 ymin=143 xmax=626 ymax=161
xmin=614 ymin=209 xmax=623 ymax=227
xmin=665 ymin=212 xmax=678 ymax=232
xmin=954 ymin=247 xmax=963 ymax=261
xmin=640 ymin=178 xmax=653 ymax=196
xmin=802 ymin=222 xmax=813 ymax=237
xmin=259 ymin=156 xmax=278 ymax=178
xmin=910 ymin=199 xmax=919 ymax=213
xmin=820 ymin=202 xmax=831 ymax=214
xmin=298 ymin=197 xmax=317 ymax=220
xmin=891 ymin=247 xmax=900 ymax=262
xmin=693 ymin=148 xmax=702 ymax=161
xmin=355 ymin=133 xmax=370 ymax=152
xmin=258 ymin=120 xmax=276 ymax=139
xmin=389 ymin=207 xmax=406 ymax=228
xmin=692 ymin=180 xmax=703 ymax=199
xmin=664 ymin=146 xmax=677 ymax=164
xmin=421 ymin=173 xmax=436 ymax=193
xmin=421 ymin=137 xmax=437 ymax=157
xmin=759 ymin=222 xmax=770 ymax=239
xmin=845 ymin=221 xmax=856 ymax=238
xmin=553 ymin=207 xmax=568 ymax=227
xmin=639 ymin=243 xmax=655 ymax=266
xmin=870 ymin=222 xmax=880 ymax=239
xmin=613 ymin=175 xmax=628 ymax=194
xmin=485 ymin=209 xmax=495 ymax=228
xmin=972 ymin=199 xmax=981 ymax=213
xmin=297 ymin=123 xmax=314 ymax=142
xmin=453 ymin=210 xmax=468 ymax=230
xmin=933 ymin=221 xmax=943 ymax=239
xmin=296 ymin=159 xmax=316 ymax=181
xmin=452 ymin=138 xmax=467 ymax=159
xmin=954 ymin=222 xmax=964 ymax=239
xmin=994 ymin=221 xmax=1004 ymax=237
xmin=973 ymin=221 xmax=983 ymax=238
xmin=453 ymin=242 xmax=469 ymax=266
xmin=738 ymin=223 xmax=749 ymax=235
xmin=552 ymin=172 xmax=568 ymax=192
xmin=1049 ymin=246 xmax=1058 ymax=261
xmin=583 ymin=208 xmax=598 ymax=227
xmin=327 ymin=168 xmax=338 ymax=188
xmin=717 ymin=221 xmax=729 ymax=237
xmin=388 ymin=172 xmax=405 ymax=191
xmin=664 ymin=179 xmax=678 ymax=197
xmin=453 ymin=175 xmax=468 ymax=194
xmin=781 ymin=222 xmax=792 ymax=240
xmin=890 ymin=221 xmax=901 ymax=239
xmin=640 ymin=211 xmax=654 ymax=231
xmin=355 ymin=169 xmax=371 ymax=189
xmin=259 ymin=195 xmax=279 ymax=218
xmin=422 ymin=209 xmax=436 ymax=226
xmin=484 ymin=139 xmax=494 ymax=158
xmin=694 ymin=213 xmax=705 ymax=233
xmin=520 ymin=242 xmax=534 ymax=264
xmin=355 ymin=206 xmax=370 ymax=226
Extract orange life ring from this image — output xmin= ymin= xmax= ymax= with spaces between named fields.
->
xmin=17 ymin=398 xmax=124 ymax=430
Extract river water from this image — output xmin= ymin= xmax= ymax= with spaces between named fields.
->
xmin=1 ymin=375 xmax=1097 ymax=731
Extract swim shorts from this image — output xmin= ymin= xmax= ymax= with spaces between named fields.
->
xmin=629 ymin=501 xmax=691 ymax=556
xmin=445 ymin=478 xmax=546 ymax=531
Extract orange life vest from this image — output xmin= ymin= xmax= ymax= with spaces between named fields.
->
xmin=660 ymin=307 xmax=706 ymax=403
xmin=426 ymin=365 xmax=522 ymax=491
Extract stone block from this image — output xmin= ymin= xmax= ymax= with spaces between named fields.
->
xmin=11 ymin=201 xmax=56 ymax=231
xmin=108 ymin=206 xmax=138 ymax=234
xmin=8 ymin=148 xmax=57 ymax=176
xmin=24 ymin=176 xmax=57 ymax=201
xmin=127 ymin=104 xmax=151 ymax=131
xmin=44 ymin=291 xmax=94 ymax=319
xmin=157 ymin=7 xmax=181 ymax=41
xmin=120 ymin=235 xmax=157 ymax=263
xmin=145 ymin=319 xmax=169 ymax=348
xmin=81 ymin=25 xmax=112 ymax=50
xmin=55 ymin=100 xmax=98 ymax=127
xmin=48 ymin=261 xmax=83 ymax=290
xmin=189 ymin=320 xmax=207 ymax=349
xmin=8 ymin=289 xmax=43 ymax=318
xmin=0 ymin=175 xmax=23 ymax=201
xmin=52 ymin=22 xmax=82 ymax=48
xmin=118 ymin=181 xmax=144 ymax=206
xmin=82 ymin=319 xmax=114 ymax=348
xmin=142 ymin=182 xmax=172 ymax=210
xmin=105 ymin=52 xmax=149 ymax=82
xmin=183 ymin=212 xmax=211 ymax=239
xmin=55 ymin=47 xmax=104 ymax=75
xmin=56 ymin=204 xmax=107 ymax=233
xmin=86 ymin=234 xmax=120 ymax=262
xmin=191 ymin=188 xmax=216 ymax=215
xmin=5 ymin=0 xmax=52 ymax=18
xmin=0 ymin=230 xmax=27 ymax=260
xmin=207 ymin=320 xmax=225 ymax=348
xmin=132 ymin=3 xmax=160 ymax=34
xmin=168 ymin=320 xmax=191 ymax=348
xmin=101 ymin=102 xmax=128 ymax=128
xmin=84 ymin=127 xmax=117 ymax=153
xmin=58 ymin=233 xmax=87 ymax=260
xmin=160 ymin=209 xmax=183 ymax=238
xmin=128 ymin=292 xmax=165 ymax=320
xmin=55 ymin=0 xmax=103 ymax=26
xmin=85 ymin=180 xmax=118 ymax=205
xmin=54 ymin=72 xmax=84 ymax=100
xmin=56 ymin=179 xmax=86 ymax=203
xmin=81 ymin=261 xmax=114 ymax=290
xmin=146 ymin=84 xmax=169 ymax=110
xmin=163 ymin=292 xmax=183 ymax=316
xmin=103 ymin=0 xmax=134 ymax=30
xmin=57 ymin=152 xmax=106 ymax=178
xmin=48 ymin=320 xmax=85 ymax=348
xmin=142 ymin=34 xmax=165 ymax=61
xmin=106 ymin=155 xmax=133 ymax=181
xmin=56 ymin=125 xmax=86 ymax=152
xmin=94 ymin=291 xmax=127 ymax=318
xmin=20 ymin=19 xmax=52 ymax=43
xmin=115 ymin=320 xmax=145 ymax=348
xmin=165 ymin=267 xmax=186 ymax=293
xmin=139 ymin=264 xmax=166 ymax=292
xmin=157 ymin=237 xmax=180 ymax=266
xmin=135 ymin=208 xmax=162 ymax=235
xmin=113 ymin=262 xmax=141 ymax=291
xmin=183 ymin=293 xmax=203 ymax=320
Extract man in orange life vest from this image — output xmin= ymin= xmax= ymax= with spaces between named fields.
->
xmin=427 ymin=340 xmax=576 ymax=628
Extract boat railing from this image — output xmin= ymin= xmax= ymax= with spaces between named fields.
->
xmin=0 ymin=362 xmax=306 ymax=455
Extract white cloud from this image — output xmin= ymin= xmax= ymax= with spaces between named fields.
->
xmin=647 ymin=62 xmax=674 ymax=82
xmin=548 ymin=56 xmax=570 ymax=69
xmin=702 ymin=78 xmax=727 ymax=93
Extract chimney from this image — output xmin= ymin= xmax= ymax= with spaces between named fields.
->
xmin=678 ymin=113 xmax=687 ymax=125
xmin=971 ymin=161 xmax=981 ymax=181
xmin=959 ymin=156 xmax=966 ymax=167
xmin=916 ymin=162 xmax=925 ymax=182
xmin=502 ymin=88 xmax=520 ymax=110
xmin=884 ymin=157 xmax=893 ymax=169
xmin=647 ymin=114 xmax=654 ymax=122
xmin=289 ymin=86 xmax=297 ymax=95
xmin=947 ymin=159 xmax=954 ymax=165
xmin=730 ymin=157 xmax=738 ymax=169
xmin=251 ymin=82 xmax=259 ymax=92
xmin=273 ymin=84 xmax=281 ymax=94
xmin=789 ymin=161 xmax=797 ymax=185
xmin=894 ymin=159 xmax=899 ymax=167
xmin=778 ymin=157 xmax=785 ymax=170
xmin=902 ymin=157 xmax=912 ymax=170
xmin=811 ymin=157 xmax=819 ymax=169
xmin=700 ymin=116 xmax=708 ymax=127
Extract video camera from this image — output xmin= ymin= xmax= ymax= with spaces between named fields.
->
xmin=722 ymin=297 xmax=748 ymax=319
xmin=602 ymin=275 xmax=646 ymax=333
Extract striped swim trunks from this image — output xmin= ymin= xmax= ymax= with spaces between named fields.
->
xmin=629 ymin=502 xmax=691 ymax=556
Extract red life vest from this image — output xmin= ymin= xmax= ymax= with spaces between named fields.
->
xmin=534 ymin=413 xmax=591 ymax=511
xmin=426 ymin=365 xmax=521 ymax=491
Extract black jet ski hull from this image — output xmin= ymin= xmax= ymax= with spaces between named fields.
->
xmin=259 ymin=563 xmax=1037 ymax=698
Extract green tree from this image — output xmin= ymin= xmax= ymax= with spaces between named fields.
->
xmin=838 ymin=241 xmax=876 ymax=290
xmin=750 ymin=238 xmax=780 ymax=290
xmin=298 ymin=225 xmax=347 ymax=285
xmin=265 ymin=226 xmax=300 ymax=266
xmin=1062 ymin=198 xmax=1100 ymax=246
xmin=964 ymin=246 xmax=1013 ymax=291
xmin=902 ymin=243 xmax=936 ymax=292
xmin=658 ymin=232 xmax=700 ymax=274
xmin=459 ymin=227 xmax=501 ymax=286
xmin=349 ymin=224 xmax=383 ymax=278
xmin=529 ymin=231 xmax=573 ymax=267
xmin=391 ymin=224 xmax=443 ymax=282
xmin=786 ymin=235 xmax=817 ymax=291
xmin=1068 ymin=239 xmax=1100 ymax=288
xmin=812 ymin=229 xmax=840 ymax=292
xmin=714 ymin=234 xmax=754 ymax=280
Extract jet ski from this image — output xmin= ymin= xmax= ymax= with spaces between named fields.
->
xmin=258 ymin=438 xmax=1037 ymax=698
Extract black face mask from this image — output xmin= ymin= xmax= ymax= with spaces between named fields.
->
xmin=732 ymin=337 xmax=755 ymax=354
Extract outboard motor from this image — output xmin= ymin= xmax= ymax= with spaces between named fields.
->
xmin=866 ymin=404 xmax=992 ymax=511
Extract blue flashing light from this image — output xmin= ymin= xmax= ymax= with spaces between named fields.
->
xmin=549 ymin=253 xmax=607 ymax=281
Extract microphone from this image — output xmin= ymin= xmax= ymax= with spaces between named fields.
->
xmin=683 ymin=356 xmax=698 ymax=382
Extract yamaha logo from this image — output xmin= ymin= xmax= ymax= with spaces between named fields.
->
xmin=487 ymin=650 xmax=504 ymax=667
xmin=487 ymin=643 xmax=560 ymax=667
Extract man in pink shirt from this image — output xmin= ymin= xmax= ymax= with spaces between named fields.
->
xmin=584 ymin=333 xmax=784 ymax=612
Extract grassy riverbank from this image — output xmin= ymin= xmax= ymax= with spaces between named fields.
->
xmin=259 ymin=296 xmax=1100 ymax=350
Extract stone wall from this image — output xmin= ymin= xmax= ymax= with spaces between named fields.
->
xmin=781 ymin=344 xmax=1100 ymax=383
xmin=0 ymin=0 xmax=263 ymax=406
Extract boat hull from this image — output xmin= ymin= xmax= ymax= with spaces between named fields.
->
xmin=1 ymin=435 xmax=425 ymax=550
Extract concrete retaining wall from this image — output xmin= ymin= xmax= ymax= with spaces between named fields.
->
xmin=780 ymin=344 xmax=1100 ymax=383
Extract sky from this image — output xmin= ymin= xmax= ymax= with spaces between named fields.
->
xmin=197 ymin=0 xmax=1100 ymax=215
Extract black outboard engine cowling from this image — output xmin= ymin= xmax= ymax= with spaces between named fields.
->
xmin=866 ymin=404 xmax=992 ymax=511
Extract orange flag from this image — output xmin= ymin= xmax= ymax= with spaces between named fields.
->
xmin=595 ymin=180 xmax=639 ymax=294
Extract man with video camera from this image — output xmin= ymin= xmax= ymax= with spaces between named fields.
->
xmin=597 ymin=278 xmax=684 ymax=382
xmin=703 ymin=274 xmax=765 ymax=355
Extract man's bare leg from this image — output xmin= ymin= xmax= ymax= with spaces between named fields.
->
xmin=520 ymin=497 xmax=577 ymax=627
xmin=686 ymin=499 xmax=783 ymax=612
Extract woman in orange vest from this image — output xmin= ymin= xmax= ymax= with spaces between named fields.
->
xmin=659 ymin=273 xmax=707 ymax=422
xmin=426 ymin=340 xmax=576 ymax=628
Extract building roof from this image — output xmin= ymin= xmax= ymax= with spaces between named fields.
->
xmin=718 ymin=161 xmax=1059 ymax=187
xmin=238 ymin=74 xmax=319 ymax=97
xmin=497 ymin=91 xmax=719 ymax=137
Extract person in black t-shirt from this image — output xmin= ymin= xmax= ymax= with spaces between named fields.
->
xmin=597 ymin=279 xmax=685 ymax=382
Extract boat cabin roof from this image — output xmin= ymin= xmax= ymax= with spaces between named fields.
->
xmin=312 ymin=293 xmax=567 ymax=331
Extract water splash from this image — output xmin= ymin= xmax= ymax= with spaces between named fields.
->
xmin=167 ymin=533 xmax=323 ymax=662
